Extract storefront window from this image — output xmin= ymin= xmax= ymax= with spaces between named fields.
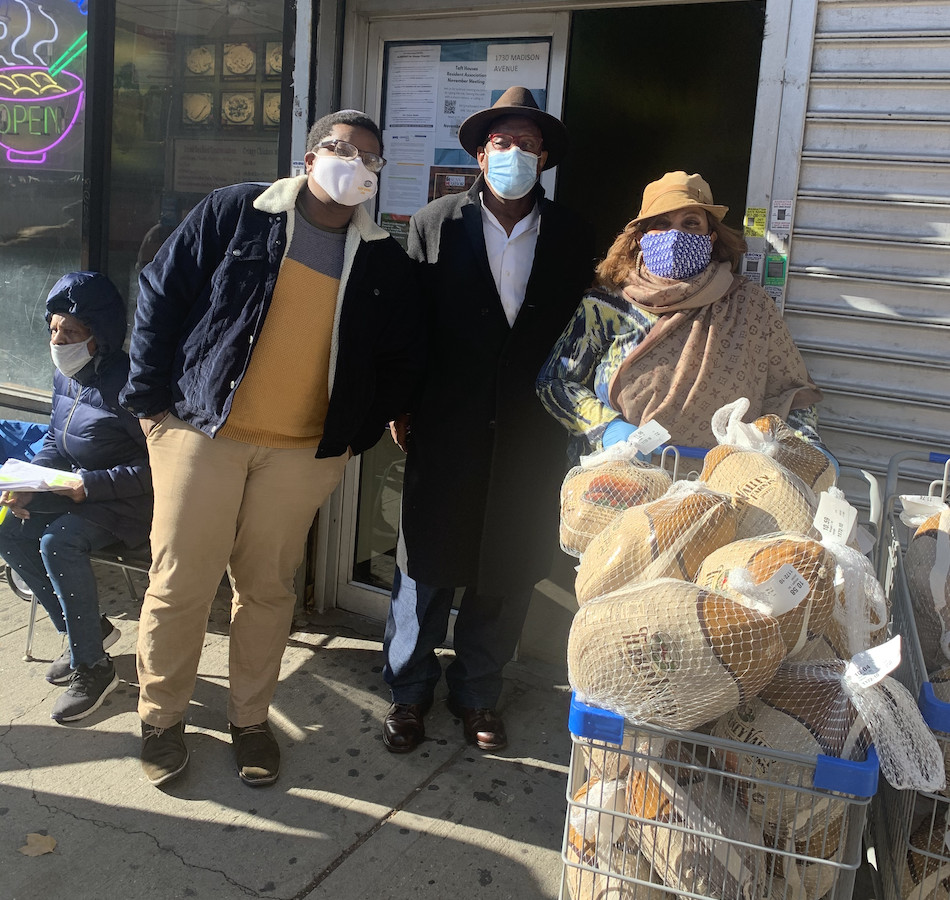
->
xmin=110 ymin=0 xmax=287 ymax=310
xmin=0 ymin=0 xmax=88 ymax=390
xmin=0 ymin=0 xmax=287 ymax=396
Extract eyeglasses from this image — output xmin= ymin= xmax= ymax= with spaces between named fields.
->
xmin=486 ymin=133 xmax=543 ymax=155
xmin=316 ymin=139 xmax=387 ymax=173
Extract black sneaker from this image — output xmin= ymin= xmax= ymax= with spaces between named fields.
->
xmin=46 ymin=616 xmax=120 ymax=685
xmin=230 ymin=721 xmax=280 ymax=786
xmin=141 ymin=720 xmax=189 ymax=786
xmin=50 ymin=659 xmax=119 ymax=723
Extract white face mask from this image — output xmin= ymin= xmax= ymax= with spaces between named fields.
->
xmin=311 ymin=155 xmax=378 ymax=206
xmin=50 ymin=340 xmax=93 ymax=377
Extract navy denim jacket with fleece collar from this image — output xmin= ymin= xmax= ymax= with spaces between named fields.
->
xmin=120 ymin=175 xmax=423 ymax=458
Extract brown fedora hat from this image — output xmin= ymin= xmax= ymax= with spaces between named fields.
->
xmin=457 ymin=86 xmax=568 ymax=171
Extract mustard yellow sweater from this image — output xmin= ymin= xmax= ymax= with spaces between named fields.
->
xmin=219 ymin=212 xmax=346 ymax=447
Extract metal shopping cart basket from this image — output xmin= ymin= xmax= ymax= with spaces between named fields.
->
xmin=869 ymin=450 xmax=950 ymax=900
xmin=560 ymin=696 xmax=879 ymax=900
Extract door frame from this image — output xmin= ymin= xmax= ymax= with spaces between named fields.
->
xmin=313 ymin=0 xmax=803 ymax=621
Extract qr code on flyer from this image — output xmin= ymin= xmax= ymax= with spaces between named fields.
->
xmin=443 ymin=100 xmax=456 ymax=115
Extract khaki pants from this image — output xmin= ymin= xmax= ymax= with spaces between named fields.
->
xmin=137 ymin=414 xmax=348 ymax=728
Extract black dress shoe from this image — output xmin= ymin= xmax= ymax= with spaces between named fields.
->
xmin=447 ymin=698 xmax=508 ymax=751
xmin=382 ymin=702 xmax=430 ymax=753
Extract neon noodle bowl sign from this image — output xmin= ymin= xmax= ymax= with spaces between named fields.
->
xmin=0 ymin=7 xmax=88 ymax=165
xmin=0 ymin=65 xmax=84 ymax=163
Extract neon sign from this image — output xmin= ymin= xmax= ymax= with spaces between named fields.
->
xmin=0 ymin=65 xmax=84 ymax=163
xmin=0 ymin=0 xmax=89 ymax=166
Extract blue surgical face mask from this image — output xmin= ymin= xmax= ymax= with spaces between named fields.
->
xmin=639 ymin=229 xmax=713 ymax=280
xmin=485 ymin=146 xmax=540 ymax=200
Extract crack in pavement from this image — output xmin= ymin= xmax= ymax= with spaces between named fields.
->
xmin=24 ymin=790 xmax=282 ymax=898
xmin=1 ymin=716 xmax=287 ymax=900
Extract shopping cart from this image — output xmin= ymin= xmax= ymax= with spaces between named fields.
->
xmin=558 ymin=444 xmax=887 ymax=899
xmin=560 ymin=696 xmax=879 ymax=900
xmin=869 ymin=450 xmax=950 ymax=900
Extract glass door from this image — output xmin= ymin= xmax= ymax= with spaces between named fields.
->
xmin=330 ymin=10 xmax=570 ymax=620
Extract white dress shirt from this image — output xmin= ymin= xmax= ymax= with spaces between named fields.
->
xmin=480 ymin=195 xmax=540 ymax=327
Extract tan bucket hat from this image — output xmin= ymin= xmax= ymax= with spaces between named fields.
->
xmin=457 ymin=86 xmax=568 ymax=171
xmin=627 ymin=171 xmax=728 ymax=228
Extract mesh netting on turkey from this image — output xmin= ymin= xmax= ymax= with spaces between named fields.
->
xmin=710 ymin=399 xmax=837 ymax=495
xmin=713 ymin=659 xmax=943 ymax=798
xmin=694 ymin=532 xmax=839 ymax=657
xmin=568 ymin=577 xmax=786 ymax=732
xmin=559 ymin=456 xmax=672 ymax=558
xmin=574 ymin=481 xmax=737 ymax=606
xmin=905 ymin=508 xmax=950 ymax=675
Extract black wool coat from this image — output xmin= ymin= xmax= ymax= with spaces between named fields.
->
xmin=397 ymin=176 xmax=595 ymax=593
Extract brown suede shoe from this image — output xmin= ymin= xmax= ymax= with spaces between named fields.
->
xmin=447 ymin=699 xmax=508 ymax=751
xmin=382 ymin=702 xmax=430 ymax=753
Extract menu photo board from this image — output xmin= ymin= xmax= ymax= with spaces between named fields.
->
xmin=377 ymin=37 xmax=551 ymax=246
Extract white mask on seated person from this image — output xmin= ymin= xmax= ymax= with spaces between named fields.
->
xmin=50 ymin=340 xmax=93 ymax=377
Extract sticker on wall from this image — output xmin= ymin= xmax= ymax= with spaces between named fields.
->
xmin=740 ymin=251 xmax=764 ymax=284
xmin=770 ymin=200 xmax=793 ymax=234
xmin=764 ymin=254 xmax=788 ymax=287
xmin=743 ymin=207 xmax=766 ymax=238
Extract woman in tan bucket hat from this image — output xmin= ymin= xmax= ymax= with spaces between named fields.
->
xmin=537 ymin=170 xmax=834 ymax=462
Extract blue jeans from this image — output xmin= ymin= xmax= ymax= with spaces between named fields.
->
xmin=0 ymin=509 xmax=115 ymax=667
xmin=383 ymin=568 xmax=534 ymax=708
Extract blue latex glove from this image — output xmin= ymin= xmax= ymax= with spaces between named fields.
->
xmin=602 ymin=419 xmax=638 ymax=448
xmin=815 ymin=444 xmax=840 ymax=476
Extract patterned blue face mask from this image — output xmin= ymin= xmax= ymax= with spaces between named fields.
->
xmin=639 ymin=229 xmax=713 ymax=280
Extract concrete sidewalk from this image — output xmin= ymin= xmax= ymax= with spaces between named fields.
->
xmin=0 ymin=566 xmax=574 ymax=900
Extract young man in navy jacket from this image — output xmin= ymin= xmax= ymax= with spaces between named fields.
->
xmin=122 ymin=110 xmax=423 ymax=787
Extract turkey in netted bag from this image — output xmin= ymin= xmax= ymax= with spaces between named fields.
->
xmin=565 ymin=776 xmax=673 ymax=900
xmin=901 ymin=804 xmax=950 ymax=900
xmin=625 ymin=752 xmax=767 ymax=900
xmin=714 ymin=652 xmax=944 ymax=806
xmin=905 ymin=507 xmax=950 ymax=674
xmin=700 ymin=446 xmax=818 ymax=542
xmin=694 ymin=532 xmax=838 ymax=657
xmin=575 ymin=481 xmax=736 ymax=605
xmin=778 ymin=487 xmax=889 ymax=662
xmin=559 ymin=446 xmax=672 ymax=557
xmin=709 ymin=398 xmax=836 ymax=494
xmin=568 ymin=578 xmax=786 ymax=732
xmin=698 ymin=399 xmax=823 ymax=541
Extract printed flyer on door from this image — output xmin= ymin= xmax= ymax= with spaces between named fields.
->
xmin=377 ymin=38 xmax=551 ymax=246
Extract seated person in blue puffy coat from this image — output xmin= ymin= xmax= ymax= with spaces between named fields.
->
xmin=0 ymin=272 xmax=153 ymax=723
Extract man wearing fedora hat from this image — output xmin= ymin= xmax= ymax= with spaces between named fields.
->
xmin=381 ymin=86 xmax=594 ymax=753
